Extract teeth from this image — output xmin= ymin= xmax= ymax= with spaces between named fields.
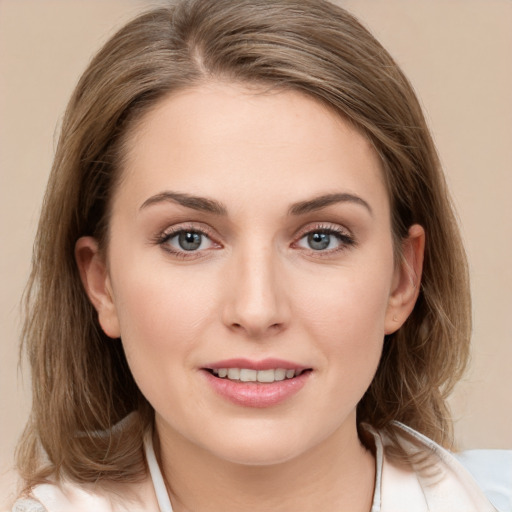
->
xmin=239 ymin=369 xmax=257 ymax=382
xmin=211 ymin=368 xmax=303 ymax=383
xmin=274 ymin=368 xmax=286 ymax=381
xmin=227 ymin=368 xmax=240 ymax=380
xmin=257 ymin=369 xmax=275 ymax=383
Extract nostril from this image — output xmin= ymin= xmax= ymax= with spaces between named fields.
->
xmin=226 ymin=311 xmax=287 ymax=336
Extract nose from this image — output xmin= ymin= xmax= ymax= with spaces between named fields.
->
xmin=222 ymin=244 xmax=290 ymax=339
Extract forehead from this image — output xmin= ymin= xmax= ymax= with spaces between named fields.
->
xmin=115 ymin=82 xmax=388 ymax=215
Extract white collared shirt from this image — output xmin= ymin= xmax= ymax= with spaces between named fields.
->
xmin=12 ymin=421 xmax=512 ymax=512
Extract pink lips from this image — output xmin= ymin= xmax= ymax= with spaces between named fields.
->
xmin=207 ymin=358 xmax=309 ymax=371
xmin=202 ymin=358 xmax=311 ymax=408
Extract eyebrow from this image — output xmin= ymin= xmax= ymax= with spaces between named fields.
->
xmin=139 ymin=191 xmax=372 ymax=217
xmin=140 ymin=191 xmax=227 ymax=215
xmin=288 ymin=193 xmax=373 ymax=216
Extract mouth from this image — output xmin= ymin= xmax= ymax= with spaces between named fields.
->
xmin=202 ymin=359 xmax=313 ymax=407
xmin=205 ymin=367 xmax=311 ymax=383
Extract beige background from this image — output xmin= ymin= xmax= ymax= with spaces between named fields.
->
xmin=1 ymin=0 xmax=511 ymax=504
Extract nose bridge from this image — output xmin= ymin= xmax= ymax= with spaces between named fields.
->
xmin=224 ymin=239 xmax=288 ymax=337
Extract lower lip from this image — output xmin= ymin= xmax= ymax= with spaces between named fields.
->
xmin=202 ymin=370 xmax=311 ymax=408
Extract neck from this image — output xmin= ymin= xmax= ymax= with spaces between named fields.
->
xmin=156 ymin=417 xmax=376 ymax=512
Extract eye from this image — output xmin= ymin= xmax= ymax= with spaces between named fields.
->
xmin=153 ymin=224 xmax=221 ymax=258
xmin=303 ymin=232 xmax=334 ymax=251
xmin=165 ymin=230 xmax=214 ymax=252
xmin=295 ymin=226 xmax=355 ymax=253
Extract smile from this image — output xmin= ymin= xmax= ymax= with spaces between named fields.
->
xmin=209 ymin=368 xmax=306 ymax=383
xmin=203 ymin=360 xmax=312 ymax=407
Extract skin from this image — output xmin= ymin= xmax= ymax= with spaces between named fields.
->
xmin=76 ymin=82 xmax=424 ymax=511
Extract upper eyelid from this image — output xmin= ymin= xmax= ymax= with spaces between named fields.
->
xmin=159 ymin=222 xmax=216 ymax=238
xmin=152 ymin=223 xmax=222 ymax=252
xmin=155 ymin=225 xmax=221 ymax=258
xmin=154 ymin=221 xmax=354 ymax=244
xmin=291 ymin=223 xmax=356 ymax=252
xmin=293 ymin=222 xmax=353 ymax=238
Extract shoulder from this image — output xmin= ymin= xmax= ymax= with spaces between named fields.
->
xmin=11 ymin=499 xmax=46 ymax=512
xmin=10 ymin=414 xmax=160 ymax=512
xmin=11 ymin=476 xmax=159 ymax=512
xmin=455 ymin=449 xmax=512 ymax=512
xmin=376 ymin=422 xmax=512 ymax=512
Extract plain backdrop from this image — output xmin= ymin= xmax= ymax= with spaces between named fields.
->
xmin=1 ymin=0 xmax=511 ymax=504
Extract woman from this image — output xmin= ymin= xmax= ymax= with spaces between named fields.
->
xmin=12 ymin=0 xmax=511 ymax=510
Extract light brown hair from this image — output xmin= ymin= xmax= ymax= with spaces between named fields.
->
xmin=18 ymin=0 xmax=471 ymax=490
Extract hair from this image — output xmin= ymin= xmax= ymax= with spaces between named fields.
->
xmin=17 ymin=0 xmax=471 ymax=492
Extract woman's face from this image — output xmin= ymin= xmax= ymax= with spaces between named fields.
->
xmin=78 ymin=82 xmax=422 ymax=466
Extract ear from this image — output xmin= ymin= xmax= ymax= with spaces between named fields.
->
xmin=384 ymin=224 xmax=425 ymax=335
xmin=75 ymin=236 xmax=121 ymax=339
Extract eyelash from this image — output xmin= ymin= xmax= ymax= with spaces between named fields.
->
xmin=152 ymin=222 xmax=355 ymax=259
xmin=153 ymin=223 xmax=221 ymax=259
xmin=293 ymin=223 xmax=356 ymax=256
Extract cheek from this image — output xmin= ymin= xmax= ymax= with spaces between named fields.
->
xmin=296 ymin=262 xmax=393 ymax=341
xmin=307 ymin=287 xmax=387 ymax=369
xmin=292 ymin=257 xmax=393 ymax=388
xmin=109 ymin=257 xmax=219 ymax=382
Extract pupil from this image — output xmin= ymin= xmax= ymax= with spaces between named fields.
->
xmin=308 ymin=232 xmax=330 ymax=250
xmin=178 ymin=232 xmax=202 ymax=251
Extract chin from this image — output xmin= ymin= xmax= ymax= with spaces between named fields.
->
xmin=198 ymin=422 xmax=320 ymax=467
xmin=212 ymin=441 xmax=304 ymax=467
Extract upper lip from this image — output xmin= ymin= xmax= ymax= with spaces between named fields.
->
xmin=205 ymin=358 xmax=311 ymax=371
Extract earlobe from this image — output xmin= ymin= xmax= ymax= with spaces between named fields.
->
xmin=75 ymin=236 xmax=121 ymax=338
xmin=384 ymin=224 xmax=425 ymax=335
